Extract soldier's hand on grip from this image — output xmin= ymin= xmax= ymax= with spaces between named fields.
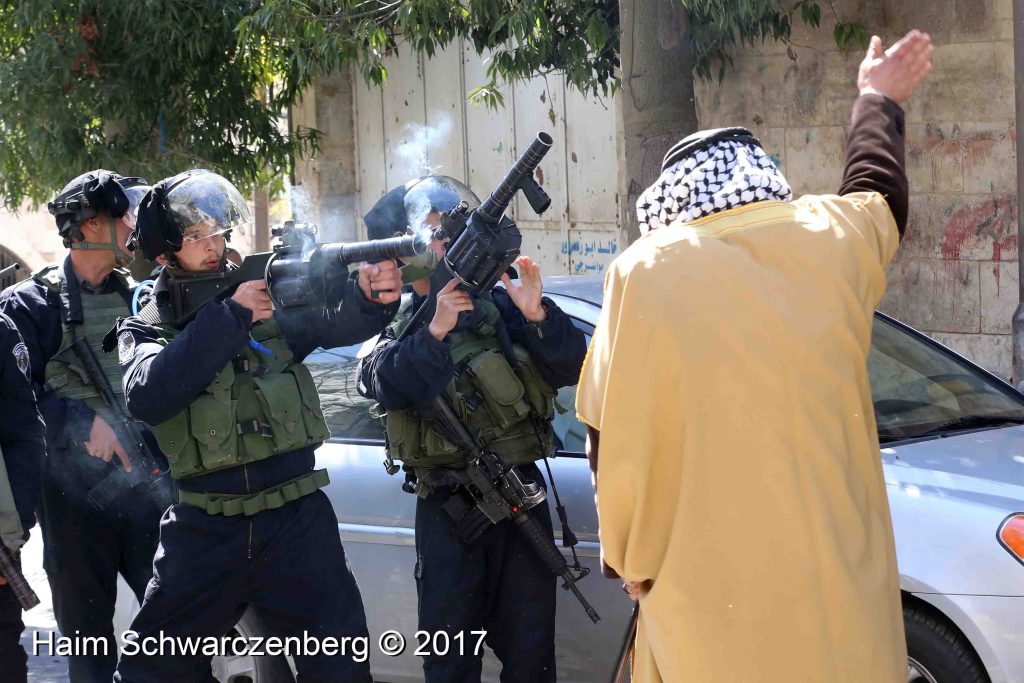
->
xmin=428 ymin=278 xmax=474 ymax=341
xmin=358 ymin=261 xmax=402 ymax=305
xmin=231 ymin=280 xmax=275 ymax=323
xmin=85 ymin=414 xmax=133 ymax=472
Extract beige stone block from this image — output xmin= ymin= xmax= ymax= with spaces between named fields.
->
xmin=756 ymin=127 xmax=788 ymax=176
xmin=950 ymin=0 xmax=1012 ymax=43
xmin=928 ymin=332 xmax=1012 ymax=380
xmin=822 ymin=50 xmax=866 ymax=126
xmin=879 ymin=0 xmax=955 ymax=45
xmin=900 ymin=194 xmax=1017 ymax=261
xmin=980 ymin=261 xmax=1018 ymax=335
xmin=881 ymin=258 xmax=980 ymax=334
xmin=878 ymin=0 xmax=1009 ymax=44
xmin=905 ymin=123 xmax=964 ymax=194
xmin=696 ymin=52 xmax=828 ymax=129
xmin=784 ymin=126 xmax=847 ymax=196
xmin=903 ymin=42 xmax=1014 ymax=123
xmin=961 ymin=122 xmax=1016 ymax=194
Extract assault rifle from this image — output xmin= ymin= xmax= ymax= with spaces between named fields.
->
xmin=167 ymin=223 xmax=428 ymax=325
xmin=71 ymin=337 xmax=176 ymax=512
xmin=0 ymin=544 xmax=39 ymax=610
xmin=429 ymin=395 xmax=601 ymax=624
xmin=0 ymin=263 xmax=20 ymax=280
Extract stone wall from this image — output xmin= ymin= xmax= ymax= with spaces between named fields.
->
xmin=694 ymin=0 xmax=1016 ymax=379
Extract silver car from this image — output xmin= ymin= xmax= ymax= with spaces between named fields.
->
xmin=119 ymin=275 xmax=1024 ymax=683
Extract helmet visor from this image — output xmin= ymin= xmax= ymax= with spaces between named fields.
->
xmin=122 ymin=185 xmax=150 ymax=229
xmin=403 ymin=176 xmax=480 ymax=235
xmin=165 ymin=172 xmax=252 ymax=236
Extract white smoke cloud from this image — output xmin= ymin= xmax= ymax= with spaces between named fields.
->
xmin=287 ymin=182 xmax=356 ymax=243
xmin=289 ymin=183 xmax=315 ymax=223
xmin=391 ymin=114 xmax=453 ymax=182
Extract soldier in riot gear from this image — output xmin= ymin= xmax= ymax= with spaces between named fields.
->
xmin=0 ymin=312 xmax=45 ymax=683
xmin=0 ymin=170 xmax=169 ymax=682
xmin=111 ymin=169 xmax=402 ymax=682
xmin=358 ymin=175 xmax=587 ymax=682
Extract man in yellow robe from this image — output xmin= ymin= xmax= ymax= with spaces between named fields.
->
xmin=577 ymin=31 xmax=933 ymax=682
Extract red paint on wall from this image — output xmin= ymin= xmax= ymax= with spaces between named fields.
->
xmin=940 ymin=195 xmax=1017 ymax=262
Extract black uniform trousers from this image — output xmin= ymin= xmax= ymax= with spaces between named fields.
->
xmin=38 ymin=452 xmax=165 ymax=682
xmin=415 ymin=462 xmax=557 ymax=683
xmin=0 ymin=555 xmax=27 ymax=682
xmin=114 ymin=489 xmax=372 ymax=683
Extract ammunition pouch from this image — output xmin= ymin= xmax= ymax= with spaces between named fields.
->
xmin=177 ymin=468 xmax=330 ymax=516
xmin=382 ymin=297 xmax=556 ymax=471
xmin=150 ymin=319 xmax=332 ymax=480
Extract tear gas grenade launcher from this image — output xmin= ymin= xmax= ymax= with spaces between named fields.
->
xmin=429 ymin=131 xmax=553 ymax=296
xmin=168 ymin=223 xmax=427 ymax=325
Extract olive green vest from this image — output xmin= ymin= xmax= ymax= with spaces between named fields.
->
xmin=37 ymin=265 xmax=133 ymax=425
xmin=381 ymin=297 xmax=557 ymax=471
xmin=148 ymin=317 xmax=331 ymax=480
xmin=0 ymin=444 xmax=24 ymax=552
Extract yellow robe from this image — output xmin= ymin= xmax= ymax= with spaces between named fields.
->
xmin=577 ymin=193 xmax=906 ymax=682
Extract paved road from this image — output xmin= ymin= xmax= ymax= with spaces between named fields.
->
xmin=19 ymin=533 xmax=68 ymax=682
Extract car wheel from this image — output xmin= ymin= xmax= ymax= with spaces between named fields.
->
xmin=210 ymin=609 xmax=295 ymax=683
xmin=904 ymin=604 xmax=989 ymax=683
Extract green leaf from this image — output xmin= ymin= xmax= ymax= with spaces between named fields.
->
xmin=586 ymin=14 xmax=605 ymax=52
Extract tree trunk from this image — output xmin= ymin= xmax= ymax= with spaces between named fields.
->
xmin=617 ymin=0 xmax=699 ymax=242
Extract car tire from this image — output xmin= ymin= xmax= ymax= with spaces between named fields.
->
xmin=210 ymin=609 xmax=295 ymax=683
xmin=904 ymin=603 xmax=989 ymax=683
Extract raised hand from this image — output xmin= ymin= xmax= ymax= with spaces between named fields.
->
xmin=501 ymin=256 xmax=546 ymax=323
xmin=858 ymin=30 xmax=933 ymax=104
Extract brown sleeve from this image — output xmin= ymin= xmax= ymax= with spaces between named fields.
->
xmin=586 ymin=425 xmax=622 ymax=579
xmin=838 ymin=94 xmax=908 ymax=237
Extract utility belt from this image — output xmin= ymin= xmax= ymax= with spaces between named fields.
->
xmin=177 ymin=468 xmax=329 ymax=517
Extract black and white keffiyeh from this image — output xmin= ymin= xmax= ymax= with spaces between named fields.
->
xmin=636 ymin=140 xmax=793 ymax=233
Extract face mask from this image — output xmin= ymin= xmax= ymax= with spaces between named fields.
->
xmin=400 ymin=249 xmax=439 ymax=283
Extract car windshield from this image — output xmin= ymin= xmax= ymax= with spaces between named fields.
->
xmin=305 ymin=341 xmax=384 ymax=441
xmin=870 ymin=316 xmax=1024 ymax=442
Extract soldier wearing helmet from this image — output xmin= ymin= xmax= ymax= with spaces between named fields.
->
xmin=358 ymin=175 xmax=587 ymax=683
xmin=111 ymin=169 xmax=402 ymax=682
xmin=0 ymin=169 xmax=172 ymax=682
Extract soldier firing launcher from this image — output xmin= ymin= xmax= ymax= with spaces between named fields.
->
xmin=167 ymin=224 xmax=429 ymax=325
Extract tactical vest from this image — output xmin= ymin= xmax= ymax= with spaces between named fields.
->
xmin=37 ymin=265 xmax=132 ymax=425
xmin=147 ymin=317 xmax=331 ymax=480
xmin=381 ymin=297 xmax=557 ymax=471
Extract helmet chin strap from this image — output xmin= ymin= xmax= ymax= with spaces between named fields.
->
xmin=69 ymin=216 xmax=135 ymax=267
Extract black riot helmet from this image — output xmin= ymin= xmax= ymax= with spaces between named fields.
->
xmin=363 ymin=175 xmax=480 ymax=282
xmin=47 ymin=170 xmax=150 ymax=265
xmin=364 ymin=175 xmax=480 ymax=241
xmin=130 ymin=169 xmax=251 ymax=262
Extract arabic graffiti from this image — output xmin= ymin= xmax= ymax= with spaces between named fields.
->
xmin=561 ymin=235 xmax=619 ymax=274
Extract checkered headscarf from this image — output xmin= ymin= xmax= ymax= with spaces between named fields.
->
xmin=636 ymin=139 xmax=792 ymax=234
